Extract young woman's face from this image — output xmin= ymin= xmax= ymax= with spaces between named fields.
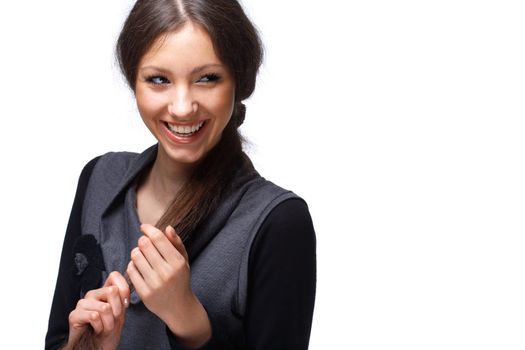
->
xmin=135 ymin=22 xmax=235 ymax=167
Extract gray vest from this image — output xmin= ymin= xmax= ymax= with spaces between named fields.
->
xmin=80 ymin=145 xmax=297 ymax=349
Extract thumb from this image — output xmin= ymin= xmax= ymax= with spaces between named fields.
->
xmin=104 ymin=271 xmax=131 ymax=308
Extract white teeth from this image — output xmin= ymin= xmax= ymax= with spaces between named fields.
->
xmin=167 ymin=121 xmax=204 ymax=135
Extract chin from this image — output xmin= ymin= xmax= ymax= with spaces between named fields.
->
xmin=163 ymin=146 xmax=208 ymax=166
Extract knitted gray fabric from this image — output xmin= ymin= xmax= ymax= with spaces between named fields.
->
xmin=80 ymin=145 xmax=297 ymax=349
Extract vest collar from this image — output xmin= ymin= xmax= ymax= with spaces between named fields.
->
xmin=101 ymin=144 xmax=157 ymax=218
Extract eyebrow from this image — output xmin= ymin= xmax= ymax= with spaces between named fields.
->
xmin=139 ymin=63 xmax=225 ymax=75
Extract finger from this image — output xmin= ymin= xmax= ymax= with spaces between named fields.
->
xmin=130 ymin=247 xmax=159 ymax=286
xmin=84 ymin=288 xmax=106 ymax=301
xmin=69 ymin=308 xmax=97 ymax=329
xmin=76 ymin=298 xmax=110 ymax=312
xmin=137 ymin=235 xmax=170 ymax=274
xmin=166 ymin=225 xmax=189 ymax=263
xmin=68 ymin=309 xmax=96 ymax=345
xmin=97 ymin=302 xmax=115 ymax=334
xmin=127 ymin=260 xmax=150 ymax=297
xmin=70 ymin=308 xmax=103 ymax=334
xmin=105 ymin=285 xmax=123 ymax=319
xmin=140 ymin=223 xmax=179 ymax=264
xmin=75 ymin=298 xmax=114 ymax=333
xmin=84 ymin=287 xmax=114 ymax=302
xmin=88 ymin=311 xmax=104 ymax=334
xmin=105 ymin=271 xmax=131 ymax=309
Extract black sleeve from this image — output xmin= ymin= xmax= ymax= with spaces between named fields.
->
xmin=166 ymin=197 xmax=317 ymax=350
xmin=45 ymin=157 xmax=100 ymax=350
xmin=244 ymin=198 xmax=317 ymax=349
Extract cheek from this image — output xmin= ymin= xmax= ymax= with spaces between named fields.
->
xmin=136 ymin=89 xmax=166 ymax=119
xmin=206 ymin=86 xmax=235 ymax=122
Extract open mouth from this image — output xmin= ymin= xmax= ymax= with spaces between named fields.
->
xmin=165 ymin=121 xmax=205 ymax=137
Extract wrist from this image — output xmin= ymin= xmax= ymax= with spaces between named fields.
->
xmin=164 ymin=293 xmax=212 ymax=348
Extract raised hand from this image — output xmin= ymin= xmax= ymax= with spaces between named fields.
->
xmin=127 ymin=224 xmax=211 ymax=348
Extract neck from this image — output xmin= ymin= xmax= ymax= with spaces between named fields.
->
xmin=145 ymin=146 xmax=195 ymax=206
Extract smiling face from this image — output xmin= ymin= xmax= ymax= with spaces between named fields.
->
xmin=135 ymin=22 xmax=236 ymax=169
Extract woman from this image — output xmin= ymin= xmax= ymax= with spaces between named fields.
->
xmin=46 ymin=0 xmax=316 ymax=349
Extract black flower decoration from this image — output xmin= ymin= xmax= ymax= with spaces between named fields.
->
xmin=72 ymin=234 xmax=106 ymax=296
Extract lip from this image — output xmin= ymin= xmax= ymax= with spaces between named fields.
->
xmin=165 ymin=120 xmax=205 ymax=128
xmin=162 ymin=120 xmax=207 ymax=144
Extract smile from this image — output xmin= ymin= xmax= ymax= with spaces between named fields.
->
xmin=165 ymin=121 xmax=205 ymax=137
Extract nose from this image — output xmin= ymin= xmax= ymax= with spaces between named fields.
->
xmin=167 ymin=87 xmax=197 ymax=120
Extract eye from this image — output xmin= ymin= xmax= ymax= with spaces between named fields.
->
xmin=197 ymin=73 xmax=220 ymax=83
xmin=146 ymin=75 xmax=170 ymax=85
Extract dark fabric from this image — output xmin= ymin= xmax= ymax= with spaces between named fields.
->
xmin=245 ymin=198 xmax=316 ymax=349
xmin=45 ymin=157 xmax=316 ymax=350
xmin=45 ymin=156 xmax=101 ymax=350
xmin=72 ymin=233 xmax=106 ymax=297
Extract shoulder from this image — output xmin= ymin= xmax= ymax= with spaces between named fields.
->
xmin=234 ymin=170 xmax=314 ymax=239
xmin=240 ymin=175 xmax=299 ymax=211
xmin=252 ymin=197 xmax=315 ymax=255
xmin=77 ymin=151 xmax=136 ymax=180
xmin=85 ymin=145 xmax=157 ymax=189
xmin=242 ymin=176 xmax=316 ymax=262
xmin=261 ymin=197 xmax=313 ymax=232
xmin=91 ymin=151 xmax=141 ymax=178
xmin=77 ymin=147 xmax=157 ymax=222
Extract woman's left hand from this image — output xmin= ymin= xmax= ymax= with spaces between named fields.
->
xmin=126 ymin=224 xmax=211 ymax=347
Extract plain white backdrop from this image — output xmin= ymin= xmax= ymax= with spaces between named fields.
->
xmin=0 ymin=0 xmax=524 ymax=348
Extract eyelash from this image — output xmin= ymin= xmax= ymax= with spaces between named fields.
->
xmin=144 ymin=73 xmax=221 ymax=85
xmin=198 ymin=73 xmax=220 ymax=83
xmin=145 ymin=76 xmax=169 ymax=85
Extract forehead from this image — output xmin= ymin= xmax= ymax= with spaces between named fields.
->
xmin=139 ymin=22 xmax=224 ymax=71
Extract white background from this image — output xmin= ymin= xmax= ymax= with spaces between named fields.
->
xmin=0 ymin=0 xmax=524 ymax=348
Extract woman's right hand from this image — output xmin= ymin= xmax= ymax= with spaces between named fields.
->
xmin=65 ymin=271 xmax=131 ymax=350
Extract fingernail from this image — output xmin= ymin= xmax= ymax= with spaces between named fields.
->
xmin=124 ymin=297 xmax=129 ymax=308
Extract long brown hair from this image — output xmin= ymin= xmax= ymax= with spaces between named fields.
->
xmin=116 ymin=0 xmax=263 ymax=241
